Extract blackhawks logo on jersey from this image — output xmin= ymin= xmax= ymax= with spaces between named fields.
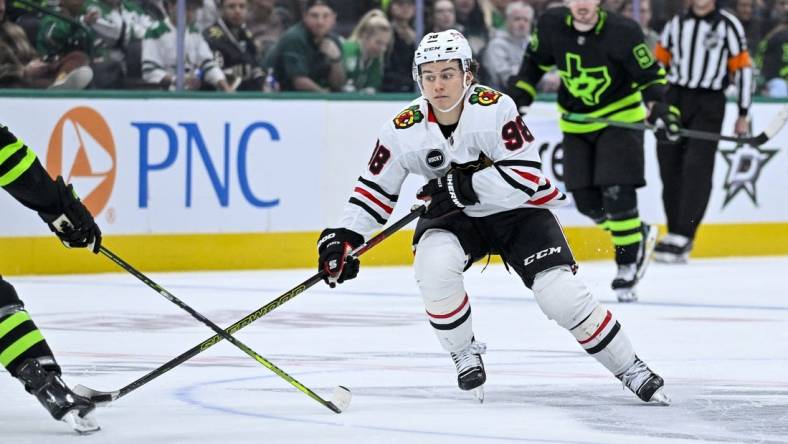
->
xmin=468 ymin=86 xmax=502 ymax=106
xmin=393 ymin=105 xmax=424 ymax=129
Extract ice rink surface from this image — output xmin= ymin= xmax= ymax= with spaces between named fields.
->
xmin=1 ymin=256 xmax=787 ymax=444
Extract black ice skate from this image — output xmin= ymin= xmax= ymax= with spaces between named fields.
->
xmin=617 ymin=356 xmax=670 ymax=405
xmin=654 ymin=233 xmax=693 ymax=264
xmin=451 ymin=340 xmax=487 ymax=403
xmin=16 ymin=359 xmax=100 ymax=434
xmin=613 ymin=223 xmax=657 ymax=302
xmin=611 ymin=263 xmax=638 ymax=302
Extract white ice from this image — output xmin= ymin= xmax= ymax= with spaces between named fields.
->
xmin=2 ymin=257 xmax=787 ymax=444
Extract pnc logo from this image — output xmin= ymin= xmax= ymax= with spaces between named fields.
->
xmin=47 ymin=107 xmax=116 ymax=216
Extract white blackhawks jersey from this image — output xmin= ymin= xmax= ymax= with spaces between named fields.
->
xmin=339 ymin=85 xmax=567 ymax=240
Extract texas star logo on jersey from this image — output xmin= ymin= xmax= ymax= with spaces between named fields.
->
xmin=468 ymin=86 xmax=502 ymax=106
xmin=393 ymin=105 xmax=424 ymax=129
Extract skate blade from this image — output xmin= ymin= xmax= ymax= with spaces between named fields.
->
xmin=648 ymin=387 xmax=671 ymax=406
xmin=62 ymin=410 xmax=100 ymax=434
xmin=471 ymin=386 xmax=484 ymax=404
xmin=616 ymin=288 xmax=638 ymax=303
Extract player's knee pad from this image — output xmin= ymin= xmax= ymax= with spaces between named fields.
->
xmin=0 ymin=279 xmax=23 ymax=313
xmin=601 ymin=185 xmax=638 ymax=218
xmin=414 ymin=229 xmax=467 ymax=306
xmin=531 ymin=266 xmax=596 ymax=329
xmin=414 ymin=229 xmax=473 ymax=352
xmin=572 ymin=188 xmax=605 ymax=223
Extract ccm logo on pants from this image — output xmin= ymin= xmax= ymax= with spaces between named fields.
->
xmin=524 ymin=247 xmax=562 ymax=265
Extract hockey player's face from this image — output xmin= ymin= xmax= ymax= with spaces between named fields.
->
xmin=566 ymin=0 xmax=600 ymax=25
xmin=420 ymin=60 xmax=468 ymax=108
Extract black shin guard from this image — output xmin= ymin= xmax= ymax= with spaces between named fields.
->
xmin=601 ymin=186 xmax=641 ymax=264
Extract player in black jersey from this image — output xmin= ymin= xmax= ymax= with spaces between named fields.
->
xmin=0 ymin=125 xmax=101 ymax=433
xmin=507 ymin=0 xmax=680 ymax=302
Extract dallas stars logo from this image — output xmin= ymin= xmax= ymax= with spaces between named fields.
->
xmin=559 ymin=53 xmax=611 ymax=106
xmin=720 ymin=143 xmax=779 ymax=208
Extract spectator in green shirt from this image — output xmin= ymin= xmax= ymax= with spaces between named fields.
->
xmin=266 ymin=0 xmax=345 ymax=92
xmin=36 ymin=0 xmax=95 ymax=59
xmin=341 ymin=8 xmax=391 ymax=93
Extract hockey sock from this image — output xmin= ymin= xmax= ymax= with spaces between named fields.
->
xmin=0 ymin=280 xmax=59 ymax=378
xmin=601 ymin=186 xmax=641 ymax=264
xmin=569 ymin=305 xmax=636 ymax=375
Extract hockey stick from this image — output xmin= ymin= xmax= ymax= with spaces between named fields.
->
xmin=74 ymin=204 xmax=427 ymax=405
xmin=91 ymin=246 xmax=351 ymax=413
xmin=563 ymin=105 xmax=788 ymax=146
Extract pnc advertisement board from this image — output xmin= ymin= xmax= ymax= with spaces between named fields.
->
xmin=0 ymin=98 xmax=785 ymax=239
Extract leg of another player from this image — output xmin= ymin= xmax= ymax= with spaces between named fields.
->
xmin=413 ymin=229 xmax=486 ymax=402
xmin=0 ymin=278 xmax=99 ymax=433
xmin=601 ymin=185 xmax=656 ymax=302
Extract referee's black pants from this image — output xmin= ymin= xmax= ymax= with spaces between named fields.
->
xmin=656 ymin=86 xmax=726 ymax=240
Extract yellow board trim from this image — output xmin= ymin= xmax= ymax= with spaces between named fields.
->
xmin=1 ymin=223 xmax=787 ymax=275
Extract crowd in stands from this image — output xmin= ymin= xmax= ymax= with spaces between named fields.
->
xmin=1 ymin=0 xmax=786 ymax=96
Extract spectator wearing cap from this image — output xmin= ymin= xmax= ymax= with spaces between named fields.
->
xmin=265 ymin=0 xmax=345 ymax=92
xmin=141 ymin=0 xmax=231 ymax=90
xmin=482 ymin=1 xmax=532 ymax=91
xmin=381 ymin=0 xmax=415 ymax=92
xmin=205 ymin=0 xmax=265 ymax=90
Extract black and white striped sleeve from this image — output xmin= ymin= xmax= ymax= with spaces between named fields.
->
xmin=721 ymin=10 xmax=753 ymax=116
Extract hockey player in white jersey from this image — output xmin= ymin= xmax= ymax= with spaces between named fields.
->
xmin=317 ymin=29 xmax=670 ymax=405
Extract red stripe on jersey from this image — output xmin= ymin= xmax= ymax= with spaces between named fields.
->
xmin=578 ymin=310 xmax=612 ymax=345
xmin=354 ymin=187 xmax=393 ymax=214
xmin=427 ymin=294 xmax=469 ymax=319
xmin=530 ymin=188 xmax=560 ymax=205
xmin=512 ymin=168 xmax=540 ymax=184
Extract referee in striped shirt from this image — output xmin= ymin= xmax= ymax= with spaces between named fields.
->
xmin=652 ymin=0 xmax=752 ymax=263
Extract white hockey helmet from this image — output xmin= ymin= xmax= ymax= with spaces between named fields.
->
xmin=411 ymin=29 xmax=473 ymax=83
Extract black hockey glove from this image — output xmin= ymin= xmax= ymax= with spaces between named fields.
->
xmin=38 ymin=176 xmax=102 ymax=253
xmin=317 ymin=228 xmax=364 ymax=288
xmin=417 ymin=169 xmax=479 ymax=219
xmin=647 ymin=102 xmax=681 ymax=143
